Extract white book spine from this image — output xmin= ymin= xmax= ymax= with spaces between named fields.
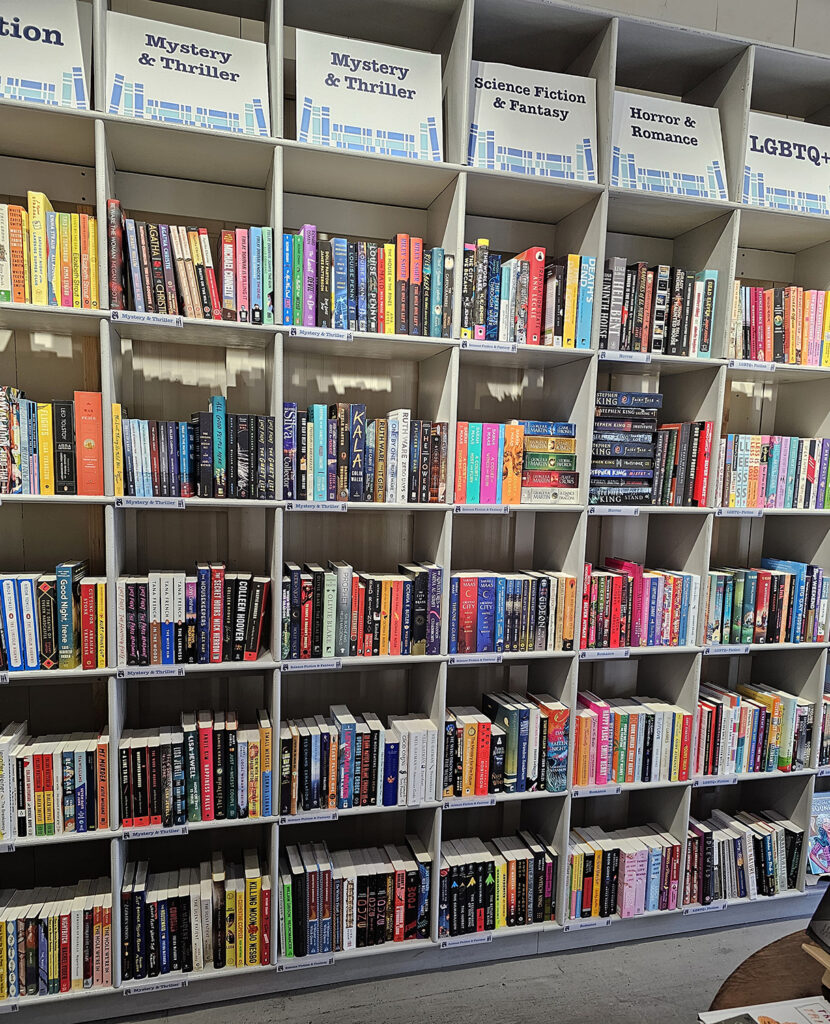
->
xmin=0 ymin=204 xmax=11 ymax=301
xmin=344 ymin=872 xmax=357 ymax=950
xmin=687 ymin=573 xmax=701 ymax=645
xmin=396 ymin=726 xmax=408 ymax=806
xmin=424 ymin=723 xmax=437 ymax=799
xmin=651 ymin=711 xmax=663 ymax=782
xmin=190 ymin=881 xmax=203 ymax=971
xmin=526 ymin=706 xmax=539 ymax=787
xmin=322 ymin=572 xmax=337 ymax=658
xmin=174 ymin=572 xmax=185 ymax=638
xmin=18 ymin=577 xmax=39 ymax=670
xmin=71 ymin=899 xmax=84 ymax=987
xmin=1 ymin=577 xmax=23 ymax=669
xmin=395 ymin=410 xmax=410 ymax=505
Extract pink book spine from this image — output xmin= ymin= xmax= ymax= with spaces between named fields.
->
xmin=757 ymin=435 xmax=769 ymax=508
xmin=655 ymin=576 xmax=667 ymax=645
xmin=809 ymin=290 xmax=819 ymax=364
xmin=302 ymin=223 xmax=317 ymax=327
xmin=668 ymin=843 xmax=680 ymax=909
xmin=479 ymin=422 xmax=500 ymax=504
xmin=587 ymin=712 xmax=598 ymax=785
xmin=774 ymin=437 xmax=789 ymax=508
xmin=579 ymin=697 xmax=610 ymax=785
xmin=815 ymin=292 xmax=826 ymax=365
xmin=640 ymin=577 xmax=652 ymax=646
xmin=618 ymin=850 xmax=636 ymax=918
xmin=633 ymin=848 xmax=649 ymax=915
xmin=235 ymin=228 xmax=249 ymax=322
xmin=604 ymin=558 xmax=642 ymax=647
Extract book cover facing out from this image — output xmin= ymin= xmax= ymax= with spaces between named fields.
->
xmin=0 ymin=0 xmax=89 ymax=109
xmin=467 ymin=61 xmax=597 ymax=181
xmin=295 ymin=29 xmax=443 ymax=161
xmin=610 ymin=90 xmax=727 ymax=200
xmin=743 ymin=110 xmax=830 ymax=216
xmin=105 ymin=11 xmax=270 ymax=135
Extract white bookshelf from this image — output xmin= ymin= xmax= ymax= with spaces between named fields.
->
xmin=3 ymin=0 xmax=830 ymax=1019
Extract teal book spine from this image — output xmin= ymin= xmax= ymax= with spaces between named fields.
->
xmin=466 ymin=422 xmax=483 ymax=503
xmin=429 ymin=248 xmax=444 ymax=337
xmin=311 ymin=404 xmax=328 ymax=501
xmin=210 ymin=394 xmax=227 ymax=498
xmin=575 ymin=255 xmax=595 ymax=349
xmin=262 ymin=226 xmax=274 ymax=324
xmin=282 ymin=233 xmax=293 ymax=325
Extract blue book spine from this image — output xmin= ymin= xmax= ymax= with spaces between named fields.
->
xmin=495 ymin=425 xmax=505 ymax=504
xmin=46 ymin=211 xmax=58 ymax=305
xmin=210 ymin=395 xmax=227 ymax=497
xmin=332 ymin=237 xmax=348 ymax=330
xmin=425 ymin=565 xmax=442 ymax=655
xmin=382 ymin=740 xmax=399 ymax=805
xmin=320 ymin=906 xmax=332 ymax=954
xmin=310 ymin=404 xmax=327 ymax=501
xmin=476 ymin=576 xmax=497 ymax=652
xmin=449 ymin=575 xmax=459 ymax=654
xmin=283 ymin=402 xmax=297 ymax=500
xmin=401 ymin=578 xmax=413 ymax=654
xmin=747 ymin=708 xmax=759 ymax=772
xmin=249 ymin=226 xmax=263 ymax=322
xmin=357 ymin=243 xmax=368 ymax=331
xmin=262 ymin=757 xmax=272 ymax=816
xmin=347 ymin=242 xmax=357 ymax=329
xmin=519 ymin=420 xmax=577 ymax=437
xmin=516 ymin=706 xmax=529 ymax=793
xmin=282 ymin=233 xmax=293 ymax=325
xmin=37 ymin=918 xmax=47 ymax=994
xmin=575 ymin=256 xmax=596 ymax=349
xmin=327 ymin=417 xmax=337 ymax=500
xmin=467 ymin=422 xmax=483 ymax=503
xmin=125 ymin=219 xmax=145 ymax=312
xmin=75 ymin=751 xmax=87 ymax=832
xmin=494 ymin=575 xmax=506 ymax=653
xmin=18 ymin=575 xmax=40 ymax=669
xmin=767 ymin=438 xmax=781 ymax=506
xmin=429 ymin=248 xmax=443 ymax=337
xmin=349 ymin=404 xmax=366 ymax=501
xmin=646 ymin=848 xmax=662 ymax=911
xmin=310 ymin=730 xmax=321 ymax=807
xmin=485 ymin=253 xmax=502 ymax=340
xmin=196 ymin=565 xmax=210 ymax=662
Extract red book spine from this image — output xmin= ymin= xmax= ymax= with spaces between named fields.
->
xmin=300 ymin=577 xmax=313 ymax=658
xmin=395 ymin=234 xmax=409 ymax=335
xmin=393 ymin=867 xmax=406 ymax=941
xmin=80 ymin=580 xmax=97 ymax=670
xmin=350 ymin=573 xmax=360 ymax=655
xmin=454 ymin=422 xmax=469 ymax=502
xmin=457 ymin=576 xmax=478 ymax=653
xmin=640 ymin=270 xmax=654 ymax=352
xmin=376 ymin=247 xmax=385 ymax=333
xmin=678 ymin=713 xmax=693 ymax=781
xmin=260 ymin=882 xmax=271 ymax=965
xmin=59 ymin=911 xmax=71 ymax=991
xmin=515 ymin=247 xmax=545 ymax=345
xmin=520 ymin=470 xmax=578 ymax=488
xmin=106 ymin=199 xmax=125 ymax=310
xmin=42 ymin=752 xmax=54 ymax=830
xmin=580 ymin=562 xmax=592 ymax=650
xmin=198 ymin=721 xmax=214 ymax=820
xmin=707 ymin=707 xmax=719 ymax=775
xmin=474 ymin=719 xmax=491 ymax=795
xmin=209 ymin=565 xmax=224 ymax=662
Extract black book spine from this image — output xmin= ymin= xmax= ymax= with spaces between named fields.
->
xmin=489 ymin=730 xmax=505 ymax=793
xmin=279 ymin=732 xmax=292 ymax=816
xmin=641 ymin=713 xmax=655 ymax=782
xmin=408 ymin=419 xmax=420 ymax=504
xmin=226 ymin=414 xmax=237 ymax=499
xmin=168 ymin=895 xmax=180 ymax=972
xmin=214 ymin=727 xmax=226 ymax=820
xmin=136 ymin=580 xmax=149 ymax=665
xmin=193 ymin=412 xmax=212 ymax=497
xmin=136 ymin=223 xmax=156 ymax=313
xmin=266 ymin=415 xmax=276 ymax=501
xmin=146 ymin=899 xmax=159 ymax=977
xmin=419 ymin=421 xmax=431 ymax=503
xmin=222 ymin=575 xmax=235 ymax=661
xmin=255 ymin=415 xmax=267 ymax=500
xmin=236 ymin=415 xmax=250 ymax=499
xmin=366 ymin=727 xmax=379 ymax=806
xmin=121 ymin=887 xmax=133 ymax=981
xmin=180 ymin=888 xmax=193 ymax=972
xmin=52 ymin=401 xmax=76 ymax=494
xmin=157 ymin=419 xmax=169 ymax=497
xmin=242 ymin=578 xmax=266 ymax=659
xmin=317 ymin=241 xmax=332 ymax=327
xmin=147 ymin=744 xmax=161 ymax=824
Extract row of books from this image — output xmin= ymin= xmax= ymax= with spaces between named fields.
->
xmin=461 ymin=241 xmax=594 ymax=348
xmin=684 ymin=810 xmax=802 ymax=905
xmin=0 ymin=193 xmax=99 ymax=309
xmin=695 ymin=682 xmax=814 ymax=777
xmin=280 ymin=560 xmax=442 ymax=660
xmin=598 ymin=260 xmax=717 ymax=356
xmin=281 ymin=229 xmax=453 ymax=338
xmin=444 ymin=693 xmax=569 ymax=798
xmin=279 ymin=837 xmax=431 ymax=956
xmin=715 ymin=433 xmax=830 ymax=510
xmin=0 ymin=879 xmax=111 ymax=1000
xmin=108 ymin=201 xmax=274 ymax=323
xmin=121 ymin=851 xmax=270 ymax=980
xmin=0 ymin=389 xmax=104 ymax=496
xmin=279 ymin=710 xmax=438 ymax=814
xmin=453 ymin=420 xmax=579 ymax=506
xmin=115 ymin=567 xmax=270 ymax=667
xmin=448 ymin=570 xmax=577 ymax=654
xmin=439 ymin=831 xmax=559 ymax=936
xmin=567 ymin=824 xmax=683 ymax=920
xmin=119 ymin=711 xmax=273 ymax=829
xmin=0 ymin=561 xmax=104 ymax=673
xmin=282 ymin=404 xmax=448 ymax=504
xmin=0 ymin=724 xmax=109 ymax=842
xmin=572 ymin=694 xmax=693 ymax=787
xmin=579 ymin=560 xmax=701 ymax=650
xmin=115 ymin=400 xmax=277 ymax=500
xmin=729 ymin=282 xmax=830 ymax=366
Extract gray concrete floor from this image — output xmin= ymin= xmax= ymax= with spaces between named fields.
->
xmin=129 ymin=916 xmax=809 ymax=1024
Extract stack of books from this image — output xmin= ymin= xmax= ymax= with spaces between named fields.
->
xmin=443 ymin=693 xmax=570 ymax=799
xmin=703 ymin=559 xmax=830 ymax=646
xmin=599 ymin=259 xmax=717 ymax=356
xmin=567 ymin=824 xmax=683 ymax=920
xmin=0 ymin=560 xmax=105 ymax=672
xmin=0 ymin=723 xmax=110 ymax=841
xmin=120 ymin=851 xmax=270 ymax=979
xmin=114 ymin=397 xmax=276 ymax=500
xmin=695 ymin=682 xmax=814 ymax=777
xmin=448 ymin=569 xmax=577 ymax=654
xmin=460 ymin=240 xmax=594 ymax=347
xmin=0 ymin=192 xmax=99 ymax=309
xmin=729 ymin=280 xmax=830 ymax=365
xmin=715 ymin=433 xmax=830 ymax=509
xmin=282 ymin=403 xmax=448 ymax=503
xmin=580 ymin=560 xmax=700 ymax=650
xmin=115 ymin=566 xmax=270 ymax=667
xmin=572 ymin=693 xmax=693 ymax=787
xmin=281 ymin=560 xmax=442 ymax=660
xmin=454 ymin=420 xmax=579 ymax=506
xmin=278 ymin=709 xmax=438 ymax=815
xmin=119 ymin=710 xmax=274 ymax=828
xmin=685 ymin=810 xmax=803 ymax=904
xmin=0 ymin=389 xmax=103 ymax=496
xmin=439 ymin=831 xmax=559 ymax=936
xmin=279 ymin=836 xmax=431 ymax=956
xmin=281 ymin=228 xmax=453 ymax=337
xmin=107 ymin=200 xmax=274 ymax=322
xmin=0 ymin=879 xmax=112 ymax=998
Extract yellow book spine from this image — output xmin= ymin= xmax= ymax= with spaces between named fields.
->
xmin=50 ymin=217 xmax=61 ymax=308
xmin=49 ymin=913 xmax=59 ymax=991
xmin=111 ymin=403 xmax=124 ymax=496
xmin=0 ymin=920 xmax=6 ymax=998
xmin=671 ymin=712 xmax=682 ymax=780
xmin=248 ymin=739 xmax=261 ymax=817
xmin=822 ymin=290 xmax=830 ymax=366
xmin=235 ymin=885 xmax=245 ymax=966
xmin=96 ymin=581 xmax=106 ymax=669
xmin=70 ymin=213 xmax=81 ymax=308
xmin=563 ymin=253 xmax=580 ymax=347
xmin=591 ymin=847 xmax=602 ymax=918
xmin=259 ymin=723 xmax=272 ymax=810
xmin=496 ymin=860 xmax=507 ymax=929
xmin=37 ymin=402 xmax=55 ymax=494
xmin=570 ymin=851 xmax=582 ymax=918
xmin=27 ymin=191 xmax=52 ymax=305
xmin=89 ymin=217 xmax=99 ymax=309
xmin=245 ymin=876 xmax=261 ymax=966
xmin=225 ymin=886 xmax=236 ymax=967
xmin=383 ymin=242 xmax=395 ymax=333
xmin=59 ymin=212 xmax=71 ymax=307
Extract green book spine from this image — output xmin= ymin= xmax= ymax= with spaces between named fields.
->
xmin=617 ymin=713 xmax=629 ymax=782
xmin=731 ymin=571 xmax=745 ymax=643
xmin=281 ymin=877 xmax=293 ymax=958
xmin=184 ymin=728 xmax=200 ymax=822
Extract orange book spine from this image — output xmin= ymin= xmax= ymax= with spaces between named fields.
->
xmin=8 ymin=206 xmax=26 ymax=302
xmin=73 ymin=390 xmax=104 ymax=495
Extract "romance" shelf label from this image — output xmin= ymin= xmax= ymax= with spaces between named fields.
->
xmin=579 ymin=648 xmax=630 ymax=661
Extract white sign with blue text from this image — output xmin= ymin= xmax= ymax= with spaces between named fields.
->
xmin=743 ymin=110 xmax=830 ymax=216
xmin=294 ymin=29 xmax=444 ymax=162
xmin=611 ymin=90 xmax=727 ymax=200
xmin=467 ymin=61 xmax=597 ymax=180
xmin=0 ymin=0 xmax=88 ymax=109
xmin=105 ymin=11 xmax=270 ymax=135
